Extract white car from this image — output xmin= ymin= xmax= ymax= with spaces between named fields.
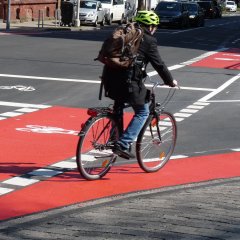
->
xmin=79 ymin=0 xmax=106 ymax=26
xmin=99 ymin=0 xmax=125 ymax=25
xmin=225 ymin=1 xmax=237 ymax=12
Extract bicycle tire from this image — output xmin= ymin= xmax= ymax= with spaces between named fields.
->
xmin=76 ymin=114 xmax=120 ymax=180
xmin=136 ymin=111 xmax=177 ymax=173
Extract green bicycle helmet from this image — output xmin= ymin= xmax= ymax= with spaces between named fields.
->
xmin=135 ymin=10 xmax=160 ymax=26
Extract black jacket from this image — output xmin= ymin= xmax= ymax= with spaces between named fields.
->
xmin=102 ymin=28 xmax=174 ymax=105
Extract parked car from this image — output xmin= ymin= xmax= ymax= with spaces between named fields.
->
xmin=155 ymin=1 xmax=190 ymax=28
xmin=225 ymin=1 xmax=237 ymax=11
xmin=99 ymin=0 xmax=125 ymax=25
xmin=184 ymin=2 xmax=205 ymax=27
xmin=79 ymin=0 xmax=106 ymax=26
xmin=124 ymin=1 xmax=136 ymax=23
xmin=197 ymin=0 xmax=222 ymax=18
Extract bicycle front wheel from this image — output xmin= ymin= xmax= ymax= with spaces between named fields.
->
xmin=76 ymin=114 xmax=120 ymax=180
xmin=136 ymin=111 xmax=177 ymax=173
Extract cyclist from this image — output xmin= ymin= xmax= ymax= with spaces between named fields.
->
xmin=102 ymin=10 xmax=178 ymax=159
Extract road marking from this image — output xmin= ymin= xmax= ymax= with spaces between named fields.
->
xmin=3 ymin=177 xmax=39 ymax=187
xmin=0 ymin=187 xmax=14 ymax=195
xmin=0 ymin=101 xmax=50 ymax=108
xmin=0 ymin=74 xmax=100 ymax=83
xmin=215 ymin=57 xmax=240 ymax=61
xmin=199 ymin=73 xmax=240 ymax=102
xmin=0 ymin=112 xmax=24 ymax=117
xmin=207 ymin=100 xmax=240 ymax=103
xmin=0 ymin=85 xmax=35 ymax=91
xmin=180 ymin=109 xmax=199 ymax=113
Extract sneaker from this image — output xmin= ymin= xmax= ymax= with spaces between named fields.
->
xmin=113 ymin=143 xmax=135 ymax=159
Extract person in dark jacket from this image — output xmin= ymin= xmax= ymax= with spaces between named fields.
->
xmin=102 ymin=10 xmax=178 ymax=159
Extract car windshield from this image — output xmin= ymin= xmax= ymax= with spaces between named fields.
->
xmin=80 ymin=1 xmax=97 ymax=9
xmin=227 ymin=1 xmax=234 ymax=5
xmin=186 ymin=4 xmax=197 ymax=11
xmin=99 ymin=0 xmax=111 ymax=3
xmin=155 ymin=2 xmax=180 ymax=11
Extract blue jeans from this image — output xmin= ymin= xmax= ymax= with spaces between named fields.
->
xmin=114 ymin=102 xmax=149 ymax=149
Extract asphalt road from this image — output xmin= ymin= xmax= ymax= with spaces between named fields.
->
xmin=0 ymin=13 xmax=240 ymax=238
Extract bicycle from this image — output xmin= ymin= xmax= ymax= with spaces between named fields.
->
xmin=76 ymin=76 xmax=178 ymax=180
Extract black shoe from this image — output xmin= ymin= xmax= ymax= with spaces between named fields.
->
xmin=113 ymin=143 xmax=135 ymax=159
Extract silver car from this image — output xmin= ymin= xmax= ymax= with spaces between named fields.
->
xmin=80 ymin=0 xmax=106 ymax=26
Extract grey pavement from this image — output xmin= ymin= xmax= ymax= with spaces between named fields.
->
xmin=0 ymin=177 xmax=239 ymax=240
xmin=0 ymin=19 xmax=97 ymax=32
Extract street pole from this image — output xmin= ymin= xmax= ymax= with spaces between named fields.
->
xmin=75 ymin=0 xmax=80 ymax=27
xmin=6 ymin=0 xmax=11 ymax=30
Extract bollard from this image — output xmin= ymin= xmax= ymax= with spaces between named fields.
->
xmin=38 ymin=10 xmax=44 ymax=28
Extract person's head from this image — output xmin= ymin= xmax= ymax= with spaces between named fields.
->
xmin=135 ymin=10 xmax=159 ymax=35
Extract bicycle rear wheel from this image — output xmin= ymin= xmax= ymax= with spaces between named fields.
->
xmin=76 ymin=114 xmax=120 ymax=180
xmin=136 ymin=111 xmax=177 ymax=172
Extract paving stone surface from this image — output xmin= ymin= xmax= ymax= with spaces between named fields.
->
xmin=0 ymin=177 xmax=239 ymax=240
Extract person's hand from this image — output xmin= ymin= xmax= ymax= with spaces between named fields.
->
xmin=170 ymin=79 xmax=179 ymax=88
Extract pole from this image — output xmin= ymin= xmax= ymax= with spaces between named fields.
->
xmin=75 ymin=0 xmax=80 ymax=27
xmin=6 ymin=0 xmax=11 ymax=30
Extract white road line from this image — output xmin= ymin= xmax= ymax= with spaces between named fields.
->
xmin=170 ymin=155 xmax=188 ymax=159
xmin=15 ymin=108 xmax=39 ymax=113
xmin=207 ymin=100 xmax=240 ymax=103
xmin=51 ymin=161 xmax=77 ymax=169
xmin=180 ymin=109 xmax=199 ymax=113
xmin=0 ymin=74 xmax=100 ymax=83
xmin=187 ymin=105 xmax=205 ymax=109
xmin=0 ymin=112 xmax=23 ymax=117
xmin=174 ymin=113 xmax=192 ymax=118
xmin=193 ymin=102 xmax=210 ymax=106
xmin=199 ymin=73 xmax=240 ymax=102
xmin=0 ymin=187 xmax=14 ymax=195
xmin=0 ymin=101 xmax=50 ymax=108
xmin=0 ymin=73 xmax=215 ymax=92
xmin=3 ymin=177 xmax=39 ymax=186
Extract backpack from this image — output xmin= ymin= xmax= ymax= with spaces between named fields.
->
xmin=95 ymin=23 xmax=144 ymax=69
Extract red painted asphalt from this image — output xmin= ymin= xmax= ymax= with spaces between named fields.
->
xmin=191 ymin=48 xmax=240 ymax=70
xmin=0 ymin=151 xmax=240 ymax=221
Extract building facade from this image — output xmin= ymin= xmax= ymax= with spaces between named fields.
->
xmin=0 ymin=0 xmax=58 ymax=22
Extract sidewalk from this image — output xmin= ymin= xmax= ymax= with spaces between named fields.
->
xmin=0 ymin=19 xmax=96 ymax=32
xmin=0 ymin=177 xmax=239 ymax=239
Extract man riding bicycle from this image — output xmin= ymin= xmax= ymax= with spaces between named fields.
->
xmin=101 ymin=10 xmax=178 ymax=159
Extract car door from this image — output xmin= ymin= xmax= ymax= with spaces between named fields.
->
xmin=113 ymin=0 xmax=124 ymax=20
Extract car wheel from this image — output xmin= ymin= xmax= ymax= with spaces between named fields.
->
xmin=118 ymin=14 xmax=124 ymax=25
xmin=107 ymin=15 xmax=112 ymax=25
xmin=201 ymin=19 xmax=205 ymax=27
xmin=100 ymin=17 xmax=105 ymax=26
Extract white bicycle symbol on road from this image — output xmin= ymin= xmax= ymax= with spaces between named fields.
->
xmin=0 ymin=85 xmax=35 ymax=91
xmin=16 ymin=125 xmax=78 ymax=135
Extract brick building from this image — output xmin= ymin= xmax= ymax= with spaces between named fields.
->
xmin=0 ymin=0 xmax=58 ymax=22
